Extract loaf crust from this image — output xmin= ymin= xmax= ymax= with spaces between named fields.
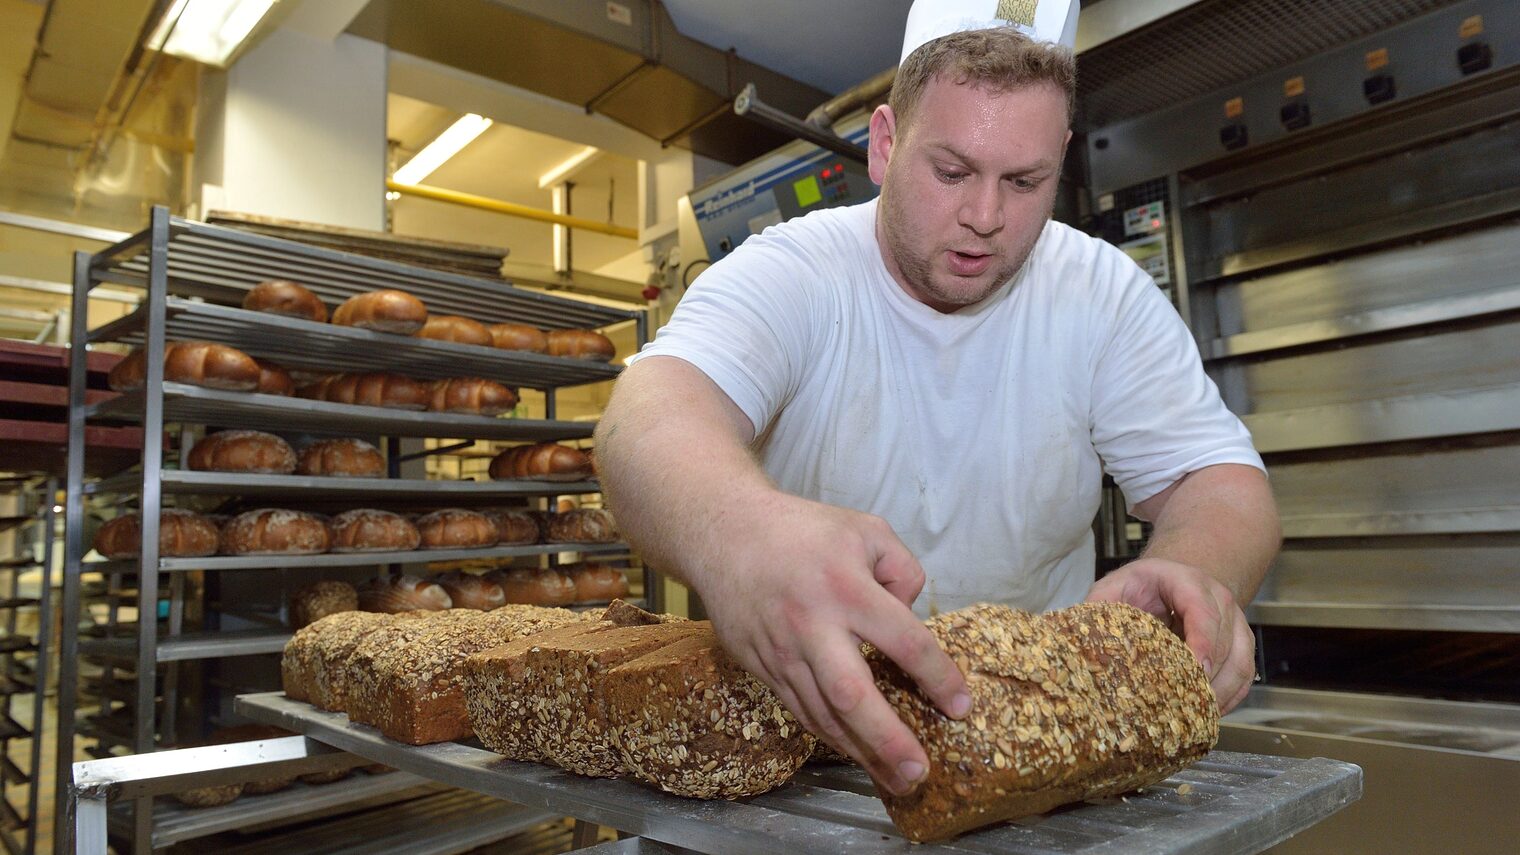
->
xmin=872 ymin=602 xmax=1219 ymax=841
xmin=186 ymin=430 xmax=296 ymax=474
xmin=428 ymin=378 xmax=518 ymax=415
xmin=93 ymin=510 xmax=220 ymax=559
xmin=255 ymin=361 xmax=296 ymax=396
xmin=417 ymin=315 xmax=493 ymax=347
xmin=220 ymin=509 xmax=331 ymax=555
xmin=290 ymin=580 xmax=359 ymax=629
xmin=108 ymin=342 xmax=262 ymax=392
xmin=434 ymin=571 xmax=506 ymax=610
xmin=492 ymin=567 xmax=576 ymax=606
xmin=487 ymin=443 xmax=594 ymax=481
xmin=281 ymin=611 xmax=403 ymax=709
xmin=488 ymin=323 xmax=547 ymax=353
xmin=331 ymin=290 xmax=428 ymax=334
xmin=321 ymin=373 xmax=431 ymax=411
xmin=416 ymin=508 xmax=498 ymax=549
xmin=357 ymin=574 xmax=452 ymax=613
xmin=487 ymin=509 xmax=540 ymax=544
xmin=328 ymin=509 xmax=421 ymax=552
xmin=603 ymin=629 xmax=814 ymax=798
xmin=296 ymin=438 xmax=385 ymax=478
xmin=244 ymin=280 xmax=327 ymax=323
xmin=546 ymin=508 xmax=617 ymax=543
xmin=546 ymin=328 xmax=615 ymax=362
xmin=569 ymin=563 xmax=629 ymax=602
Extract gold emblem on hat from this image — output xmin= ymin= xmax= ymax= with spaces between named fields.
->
xmin=996 ymin=0 xmax=1038 ymax=26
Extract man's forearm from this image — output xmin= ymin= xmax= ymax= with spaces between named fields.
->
xmin=594 ymin=357 xmax=775 ymax=590
xmin=1136 ymin=464 xmax=1280 ymax=606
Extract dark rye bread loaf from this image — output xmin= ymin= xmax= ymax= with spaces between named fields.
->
xmin=872 ymin=602 xmax=1219 ymax=841
xmin=602 ymin=628 xmax=815 ymax=798
xmin=343 ymin=606 xmax=588 ymax=745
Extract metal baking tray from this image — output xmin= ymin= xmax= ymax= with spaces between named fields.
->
xmin=237 ymin=692 xmax=1362 ymax=855
xmin=87 ymin=469 xmax=601 ymax=501
xmin=85 ymin=540 xmax=629 ymax=573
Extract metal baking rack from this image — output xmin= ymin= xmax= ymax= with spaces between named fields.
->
xmin=0 ymin=476 xmax=56 ymax=855
xmin=215 ymin=692 xmax=1362 ymax=855
xmin=58 ymin=206 xmax=651 ymax=854
xmin=93 ymin=298 xmax=622 ymax=388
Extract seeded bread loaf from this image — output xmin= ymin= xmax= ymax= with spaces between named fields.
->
xmin=290 ymin=580 xmax=359 ymax=629
xmin=872 ymin=602 xmax=1218 ymax=841
xmin=280 ymin=610 xmax=399 ymax=707
xmin=344 ymin=606 xmax=586 ymax=744
xmin=602 ymin=628 xmax=815 ymax=798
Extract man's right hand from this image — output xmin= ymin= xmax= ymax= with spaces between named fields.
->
xmin=695 ymin=488 xmax=973 ymax=796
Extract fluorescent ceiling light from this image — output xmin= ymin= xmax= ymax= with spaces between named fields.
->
xmin=538 ymin=146 xmax=601 ymax=189
xmin=149 ymin=0 xmax=277 ymax=67
xmin=392 ymin=114 xmax=494 ymax=186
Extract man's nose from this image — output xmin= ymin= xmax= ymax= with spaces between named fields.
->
xmin=958 ymin=179 xmax=1003 ymax=236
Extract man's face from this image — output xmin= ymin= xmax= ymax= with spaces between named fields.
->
xmin=870 ymin=76 xmax=1071 ymax=312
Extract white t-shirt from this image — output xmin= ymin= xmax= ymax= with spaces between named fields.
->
xmin=630 ymin=198 xmax=1263 ymax=617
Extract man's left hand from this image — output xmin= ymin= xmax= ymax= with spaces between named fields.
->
xmin=1085 ymin=557 xmax=1256 ymax=714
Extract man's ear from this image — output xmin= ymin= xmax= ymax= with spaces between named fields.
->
xmin=868 ymin=104 xmax=897 ymax=185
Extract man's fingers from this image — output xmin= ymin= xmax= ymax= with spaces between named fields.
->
xmin=868 ymin=523 xmax=926 ymax=607
xmin=857 ymin=592 xmax=972 ymax=720
xmin=1213 ymin=611 xmax=1257 ymax=714
xmin=1156 ymin=573 xmax=1229 ymax=678
xmin=806 ymin=633 xmax=929 ymax=796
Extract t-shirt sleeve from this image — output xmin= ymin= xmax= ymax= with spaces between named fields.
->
xmin=1088 ymin=248 xmax=1265 ymax=509
xmin=625 ymin=225 xmax=820 ymax=438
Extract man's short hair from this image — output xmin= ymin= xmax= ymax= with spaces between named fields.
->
xmin=890 ymin=27 xmax=1076 ymax=132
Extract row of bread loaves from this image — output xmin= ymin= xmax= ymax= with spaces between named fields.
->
xmin=243 ymin=279 xmax=615 ymax=360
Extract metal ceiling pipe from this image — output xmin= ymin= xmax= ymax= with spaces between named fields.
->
xmin=733 ymin=84 xmax=869 ymax=165
xmin=386 ymin=180 xmax=639 ymax=239
xmin=806 ymin=66 xmax=897 ymax=132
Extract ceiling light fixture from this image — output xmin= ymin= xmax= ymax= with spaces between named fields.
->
xmin=392 ymin=114 xmax=494 ymax=186
xmin=538 ymin=146 xmax=601 ymax=189
xmin=148 ymin=0 xmax=278 ymax=67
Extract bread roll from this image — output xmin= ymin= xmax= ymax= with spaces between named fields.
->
xmin=243 ymin=280 xmax=327 ymax=323
xmin=209 ymin=725 xmax=300 ymax=795
xmin=357 ymin=575 xmax=452 ymax=613
xmin=569 ymin=563 xmax=629 ymax=602
xmin=255 ymin=361 xmax=296 ymax=396
xmin=290 ymin=580 xmax=359 ymax=629
xmin=93 ymin=510 xmax=220 ymax=560
xmin=434 ymin=571 xmax=506 ymax=610
xmin=417 ymin=315 xmax=493 ymax=347
xmin=328 ymin=509 xmax=421 ymax=553
xmin=872 ymin=602 xmax=1219 ymax=841
xmin=415 ymin=509 xmax=498 ymax=549
xmin=488 ymin=443 xmax=594 ymax=481
xmin=296 ymin=438 xmax=385 ymax=478
xmin=546 ymin=508 xmax=617 ymax=544
xmin=488 ymin=323 xmax=547 ymax=353
xmin=186 ymin=430 xmax=297 ymax=474
xmin=488 ymin=509 xmax=540 ymax=545
xmin=322 ymin=373 xmax=431 ymax=411
xmin=546 ymin=328 xmax=615 ymax=362
xmin=108 ymin=342 xmax=261 ymax=392
xmin=220 ymin=509 xmax=331 ymax=555
xmin=332 ymin=290 xmax=427 ymax=334
xmin=428 ymin=378 xmax=518 ymax=415
xmin=492 ymin=567 xmax=576 ymax=606
xmin=295 ymin=376 xmax=335 ymax=400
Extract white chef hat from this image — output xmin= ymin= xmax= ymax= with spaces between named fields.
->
xmin=900 ymin=0 xmax=1080 ymax=65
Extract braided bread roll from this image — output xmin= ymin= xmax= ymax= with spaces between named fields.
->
xmin=417 ymin=315 xmax=493 ymax=347
xmin=487 ymin=443 xmax=593 ymax=481
xmin=357 ymin=574 xmax=452 ymax=613
xmin=488 ymin=323 xmax=547 ymax=353
xmin=546 ymin=329 xmax=615 ymax=362
xmin=108 ymin=342 xmax=262 ymax=392
xmin=428 ymin=378 xmax=518 ymax=415
xmin=322 ymin=373 xmax=431 ymax=410
xmin=331 ymin=290 xmax=427 ymax=334
xmin=243 ymin=280 xmax=327 ymax=323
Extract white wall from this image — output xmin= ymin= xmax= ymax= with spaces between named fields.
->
xmin=203 ymin=28 xmax=387 ymax=229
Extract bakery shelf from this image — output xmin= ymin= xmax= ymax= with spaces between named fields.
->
xmin=85 ymin=540 xmax=628 ymax=573
xmin=237 ymin=691 xmax=1363 ymax=855
xmin=79 ymin=629 xmax=291 ymax=663
xmin=0 ymin=518 xmax=31 ymax=535
xmin=0 ymin=559 xmax=39 ymax=570
xmin=95 ymin=298 xmax=622 ymax=389
xmin=93 ymin=214 xmax=638 ymax=332
xmin=125 ymin=770 xmax=436 ymax=848
xmin=0 ymin=599 xmax=39 ymax=610
xmin=0 ymin=637 xmax=34 ymax=655
xmin=87 ymin=382 xmax=597 ymax=441
xmin=87 ymin=468 xmax=601 ymax=500
xmin=1 ymin=756 xmax=27 ymax=787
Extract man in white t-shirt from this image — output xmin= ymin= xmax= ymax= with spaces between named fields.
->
xmin=595 ymin=22 xmax=1279 ymax=799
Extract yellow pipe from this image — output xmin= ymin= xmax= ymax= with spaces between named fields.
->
xmin=386 ymin=180 xmax=639 ymax=239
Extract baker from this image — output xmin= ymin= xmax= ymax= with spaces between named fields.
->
xmin=595 ymin=0 xmax=1279 ymax=798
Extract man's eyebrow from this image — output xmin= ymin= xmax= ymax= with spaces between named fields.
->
xmin=924 ymin=142 xmax=1057 ymax=175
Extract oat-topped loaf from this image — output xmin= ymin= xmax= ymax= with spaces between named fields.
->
xmin=602 ymin=628 xmax=815 ymax=799
xmin=281 ymin=610 xmax=399 ymax=707
xmin=873 ymin=601 xmax=1218 ymax=841
xmin=345 ymin=604 xmax=588 ymax=745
